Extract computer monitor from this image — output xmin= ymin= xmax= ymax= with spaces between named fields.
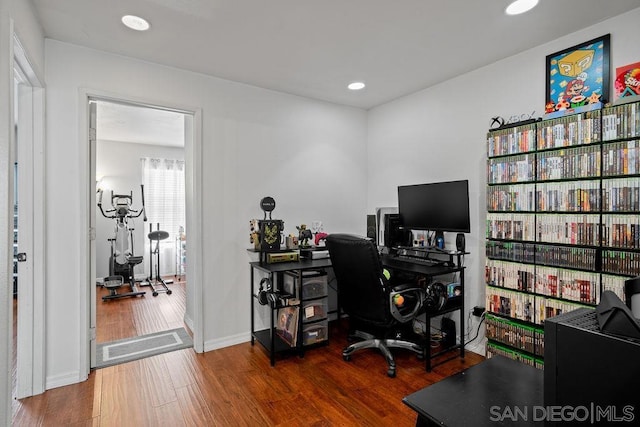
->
xmin=397 ymin=180 xmax=470 ymax=233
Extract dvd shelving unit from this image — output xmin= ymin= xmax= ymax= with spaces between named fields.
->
xmin=485 ymin=101 xmax=640 ymax=369
xmin=600 ymin=101 xmax=640 ymax=297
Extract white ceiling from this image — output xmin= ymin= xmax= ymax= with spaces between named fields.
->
xmin=96 ymin=100 xmax=185 ymax=147
xmin=33 ymin=0 xmax=640 ymax=143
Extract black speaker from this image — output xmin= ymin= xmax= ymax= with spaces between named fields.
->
xmin=367 ymin=214 xmax=377 ymax=244
xmin=441 ymin=317 xmax=456 ymax=348
xmin=456 ymin=233 xmax=465 ymax=252
xmin=384 ymin=214 xmax=411 ymax=248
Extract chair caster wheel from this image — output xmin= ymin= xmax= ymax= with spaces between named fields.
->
xmin=417 ymin=352 xmax=424 ymax=360
xmin=152 ymin=292 xmax=158 ymax=297
xmin=387 ymin=369 xmax=396 ymax=378
xmin=167 ymin=290 xmax=172 ymax=295
xmin=343 ymin=354 xmax=351 ymax=361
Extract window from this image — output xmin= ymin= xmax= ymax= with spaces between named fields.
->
xmin=141 ymin=157 xmax=185 ymax=275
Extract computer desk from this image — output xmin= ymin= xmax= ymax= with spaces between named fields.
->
xmin=249 ymin=252 xmax=466 ymax=370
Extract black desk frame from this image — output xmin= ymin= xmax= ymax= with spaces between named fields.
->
xmin=380 ymin=252 xmax=466 ymax=371
xmin=250 ymin=252 xmax=466 ymax=371
xmin=250 ymin=258 xmax=332 ymax=366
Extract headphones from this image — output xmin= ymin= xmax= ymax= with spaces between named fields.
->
xmin=258 ymin=277 xmax=278 ymax=307
xmin=425 ymin=281 xmax=448 ymax=311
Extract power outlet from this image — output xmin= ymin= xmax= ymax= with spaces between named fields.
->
xmin=472 ymin=306 xmax=485 ymax=317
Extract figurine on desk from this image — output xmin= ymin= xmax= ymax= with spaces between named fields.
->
xmin=296 ymin=224 xmax=313 ymax=248
xmin=314 ymin=232 xmax=328 ymax=246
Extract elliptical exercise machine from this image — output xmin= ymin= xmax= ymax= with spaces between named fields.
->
xmin=97 ymin=185 xmax=147 ymax=301
xmin=146 ymin=223 xmax=174 ymax=296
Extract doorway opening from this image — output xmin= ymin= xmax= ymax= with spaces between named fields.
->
xmin=91 ymin=99 xmax=191 ymax=367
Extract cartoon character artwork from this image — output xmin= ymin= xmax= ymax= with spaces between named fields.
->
xmin=614 ymin=61 xmax=640 ymax=99
xmin=561 ymin=73 xmax=589 ymax=105
xmin=546 ymin=35 xmax=610 ymax=113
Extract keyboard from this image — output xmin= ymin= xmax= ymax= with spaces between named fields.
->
xmin=394 ymin=255 xmax=445 ymax=267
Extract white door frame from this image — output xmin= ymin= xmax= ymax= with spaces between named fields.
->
xmin=78 ymin=89 xmax=204 ymax=376
xmin=2 ymin=15 xmax=13 ymax=426
xmin=13 ymin=33 xmax=46 ymax=399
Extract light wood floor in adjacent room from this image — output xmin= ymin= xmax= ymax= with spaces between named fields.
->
xmin=95 ymin=276 xmax=188 ymax=343
xmin=12 ymin=280 xmax=484 ymax=426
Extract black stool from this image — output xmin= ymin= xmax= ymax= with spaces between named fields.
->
xmin=147 ymin=224 xmax=173 ymax=296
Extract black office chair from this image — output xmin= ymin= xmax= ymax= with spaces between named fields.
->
xmin=325 ymin=233 xmax=425 ymax=377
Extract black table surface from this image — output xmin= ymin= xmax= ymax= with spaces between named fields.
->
xmin=381 ymin=254 xmax=464 ymax=276
xmin=249 ymin=257 xmax=332 ymax=273
xmin=403 ymin=356 xmax=543 ymax=426
xmin=250 ymin=252 xmax=463 ymax=276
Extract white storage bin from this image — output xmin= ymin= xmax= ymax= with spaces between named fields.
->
xmin=302 ymin=299 xmax=328 ymax=323
xmin=302 ymin=275 xmax=328 ymax=299
xmin=283 ymin=270 xmax=327 ymax=299
xmin=303 ymin=320 xmax=328 ymax=346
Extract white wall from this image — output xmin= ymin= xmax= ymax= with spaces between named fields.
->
xmin=44 ymin=40 xmax=367 ymax=387
xmin=367 ymin=7 xmax=640 ymax=353
xmin=95 ymin=140 xmax=185 ymax=279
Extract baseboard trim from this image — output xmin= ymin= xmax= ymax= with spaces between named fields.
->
xmin=183 ymin=313 xmax=194 ymax=334
xmin=465 ymin=338 xmax=486 ymax=356
xmin=46 ymin=370 xmax=85 ymax=391
xmin=203 ymin=332 xmax=250 ymax=352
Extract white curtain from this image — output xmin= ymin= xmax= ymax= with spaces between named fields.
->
xmin=141 ymin=157 xmax=185 ymax=276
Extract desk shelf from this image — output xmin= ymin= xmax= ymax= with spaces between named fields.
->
xmin=422 ymin=293 xmax=465 ymax=371
xmin=381 ymin=253 xmax=466 ymax=371
xmin=252 ymin=329 xmax=303 ymax=356
xmin=250 ymin=258 xmax=332 ymax=366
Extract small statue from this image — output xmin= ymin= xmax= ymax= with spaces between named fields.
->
xmin=249 ymin=219 xmax=260 ymax=250
xmin=296 ymin=224 xmax=313 ymax=248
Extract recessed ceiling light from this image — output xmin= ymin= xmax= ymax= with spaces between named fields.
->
xmin=122 ymin=15 xmax=150 ymax=31
xmin=505 ymin=0 xmax=538 ymax=15
xmin=348 ymin=82 xmax=366 ymax=90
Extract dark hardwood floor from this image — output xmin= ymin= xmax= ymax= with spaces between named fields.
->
xmin=12 ymin=279 xmax=484 ymax=426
